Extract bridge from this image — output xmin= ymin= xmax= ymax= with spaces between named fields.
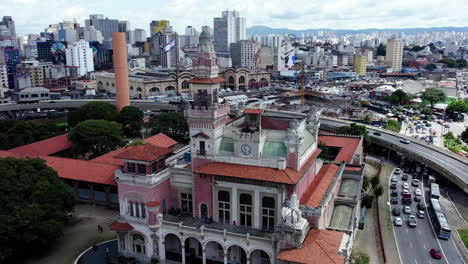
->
xmin=319 ymin=117 xmax=468 ymax=194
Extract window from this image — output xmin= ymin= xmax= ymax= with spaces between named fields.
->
xmin=137 ymin=164 xmax=146 ymax=174
xmin=141 ymin=203 xmax=146 ymax=218
xmin=181 ymin=193 xmax=193 ymax=214
xmin=162 ymin=199 xmax=167 ymax=215
xmin=132 ymin=234 xmax=146 ymax=255
xmin=240 ymin=193 xmax=252 ymax=227
xmin=200 ymin=203 xmax=208 ymax=221
xmin=218 ymin=191 xmax=230 ymax=224
xmin=127 ymin=163 xmax=135 ymax=173
xmin=262 ymin=196 xmax=275 ymax=231
xmin=152 ymin=162 xmax=158 ymax=173
xmin=129 ymin=201 xmax=134 ymax=217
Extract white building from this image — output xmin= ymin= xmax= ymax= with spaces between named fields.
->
xmin=134 ymin=29 xmax=147 ymax=43
xmin=230 ymin=40 xmax=261 ymax=70
xmin=386 ymin=38 xmax=403 ymax=72
xmin=213 ymin=10 xmax=246 ymax=53
xmin=84 ymin=26 xmax=104 ymax=43
xmin=65 ymin=40 xmax=95 ymax=77
xmin=0 ymin=64 xmax=8 ymax=90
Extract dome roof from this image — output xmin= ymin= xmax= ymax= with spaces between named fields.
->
xmin=180 ymin=56 xmax=192 ymax=66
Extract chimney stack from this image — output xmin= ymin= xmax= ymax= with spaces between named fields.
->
xmin=112 ymin=32 xmax=130 ymax=111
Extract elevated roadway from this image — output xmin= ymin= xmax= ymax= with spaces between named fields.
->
xmin=319 ymin=117 xmax=468 ymax=194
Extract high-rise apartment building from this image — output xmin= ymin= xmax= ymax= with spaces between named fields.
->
xmin=353 ymin=54 xmax=367 ymax=76
xmin=0 ymin=64 xmax=8 ymax=91
xmin=386 ymin=38 xmax=403 ymax=72
xmin=213 ymin=10 xmax=246 ymax=53
xmin=65 ymin=40 xmax=94 ymax=76
xmin=230 ymin=40 xmax=260 ymax=70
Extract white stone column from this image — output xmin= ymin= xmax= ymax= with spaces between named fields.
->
xmin=231 ymin=187 xmax=238 ymax=225
xmin=224 ymin=249 xmax=228 ymax=264
xmin=160 ymin=239 xmax=166 ymax=261
xmin=254 ymin=190 xmax=260 ymax=228
xmin=202 ymin=248 xmax=207 ymax=264
xmin=182 ymin=243 xmax=186 ymax=264
xmin=276 ymin=193 xmax=282 ymax=227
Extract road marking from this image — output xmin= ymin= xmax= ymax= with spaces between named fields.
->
xmin=424 ymin=243 xmax=427 ymax=250
xmin=418 ymin=229 xmax=421 ymax=234
xmin=406 ymin=228 xmax=408 ymax=233
xmin=415 ymin=259 xmax=418 ymax=264
xmin=410 ymin=241 xmax=413 ymax=248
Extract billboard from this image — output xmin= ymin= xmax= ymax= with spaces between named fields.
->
xmin=154 ymin=20 xmax=169 ymax=34
xmin=278 ymin=40 xmax=295 ymax=71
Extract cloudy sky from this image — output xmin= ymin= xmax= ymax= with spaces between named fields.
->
xmin=3 ymin=0 xmax=467 ymax=35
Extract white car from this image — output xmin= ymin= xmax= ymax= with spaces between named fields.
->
xmin=395 ymin=168 xmax=402 ymax=174
xmin=404 ymin=206 xmax=412 ymax=214
xmin=412 ymin=179 xmax=420 ymax=187
xmin=417 ymin=210 xmax=425 ymax=218
xmin=394 ymin=217 xmax=403 ymax=226
xmin=403 ymin=183 xmax=409 ymax=189
xmin=415 ymin=189 xmax=421 ymax=196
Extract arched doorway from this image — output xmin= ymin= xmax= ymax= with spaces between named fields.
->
xmin=165 ymin=86 xmax=176 ymax=96
xmin=184 ymin=237 xmax=203 ymax=264
xmin=132 ymin=233 xmax=146 ymax=256
xmin=149 ymin=87 xmax=160 ymax=96
xmin=228 ymin=76 xmax=235 ymax=90
xmin=97 ymin=81 xmax=103 ymax=90
xmin=165 ymin=234 xmax=182 ymax=262
xmin=239 ymin=76 xmax=246 ymax=91
xmin=227 ymin=245 xmax=247 ymax=264
xmin=205 ymin=241 xmax=224 ymax=263
xmin=250 ymin=249 xmax=271 ymax=264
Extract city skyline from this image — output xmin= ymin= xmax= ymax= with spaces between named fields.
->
xmin=3 ymin=0 xmax=467 ymax=35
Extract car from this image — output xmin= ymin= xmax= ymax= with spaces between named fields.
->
xmin=408 ymin=215 xmax=417 ymax=227
xmin=417 ymin=202 xmax=425 ymax=210
xmin=417 ymin=210 xmax=425 ymax=218
xmin=414 ymin=195 xmax=422 ymax=202
xmin=430 ymin=248 xmax=442 ymax=259
xmin=394 ymin=217 xmax=403 ymax=226
xmin=404 ymin=206 xmax=411 ymax=214
xmin=402 ymin=174 xmax=408 ymax=181
xmin=402 ymin=188 xmax=410 ymax=195
xmin=402 ymin=183 xmax=409 ymax=189
xmin=390 ymin=183 xmax=397 ymax=189
xmin=391 ymin=176 xmax=398 ymax=183
xmin=394 ymin=168 xmax=401 ymax=174
xmin=391 ymin=197 xmax=398 ymax=204
xmin=412 ymin=179 xmax=420 ymax=187
xmin=373 ymin=132 xmax=381 ymax=136
xmin=400 ymin=138 xmax=411 ymax=144
xmin=415 ymin=189 xmax=421 ymax=196
xmin=393 ymin=207 xmax=401 ymax=216
xmin=391 ymin=190 xmax=398 ymax=197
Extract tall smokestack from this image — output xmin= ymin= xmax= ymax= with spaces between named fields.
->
xmin=112 ymin=32 xmax=130 ymax=111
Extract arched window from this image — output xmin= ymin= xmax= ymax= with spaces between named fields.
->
xmin=262 ymin=196 xmax=275 ymax=231
xmin=218 ymin=190 xmax=230 ymax=224
xmin=106 ymin=82 xmax=109 ymax=86
xmin=182 ymin=81 xmax=189 ymax=89
xmin=150 ymin=87 xmax=160 ymax=94
xmin=228 ymin=76 xmax=235 ymax=84
xmin=240 ymin=193 xmax=252 ymax=227
xmin=239 ymin=76 xmax=245 ymax=84
xmin=200 ymin=203 xmax=208 ymax=221
xmin=130 ymin=86 xmax=134 ymax=91
xmin=137 ymin=87 xmax=142 ymax=92
xmin=132 ymin=234 xmax=146 ymax=255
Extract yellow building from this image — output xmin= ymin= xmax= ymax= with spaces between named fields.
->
xmin=353 ymin=54 xmax=367 ymax=77
xmin=26 ymin=65 xmax=44 ymax=87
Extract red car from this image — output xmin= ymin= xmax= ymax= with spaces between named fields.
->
xmin=430 ymin=248 xmax=442 ymax=259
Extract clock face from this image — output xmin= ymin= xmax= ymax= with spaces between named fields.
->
xmin=241 ymin=145 xmax=251 ymax=155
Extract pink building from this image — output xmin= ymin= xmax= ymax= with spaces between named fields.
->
xmin=111 ymin=26 xmax=364 ymax=264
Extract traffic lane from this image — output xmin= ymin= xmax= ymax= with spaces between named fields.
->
xmin=391 ymin=172 xmax=448 ymax=264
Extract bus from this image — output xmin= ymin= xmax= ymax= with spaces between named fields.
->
xmin=429 ymin=198 xmax=451 ymax=240
xmin=430 ymin=183 xmax=440 ymax=200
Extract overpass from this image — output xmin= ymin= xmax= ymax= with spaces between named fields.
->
xmin=319 ymin=117 xmax=468 ymax=194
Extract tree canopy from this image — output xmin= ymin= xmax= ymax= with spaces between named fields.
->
xmin=422 ymin=88 xmax=446 ymax=108
xmin=0 ymin=158 xmax=74 ymax=262
xmin=68 ymin=120 xmax=123 ymax=158
xmin=456 ymin=59 xmax=467 ymax=68
xmin=0 ymin=121 xmax=67 ymax=150
xmin=385 ymin=119 xmax=401 ymax=132
xmin=149 ymin=112 xmax=188 ymax=142
xmin=386 ymin=90 xmax=410 ymax=105
xmin=362 ymin=113 xmax=372 ymax=124
xmin=336 ymin=123 xmax=369 ymax=142
xmin=446 ymin=100 xmax=468 ymax=117
xmin=438 ymin=58 xmax=457 ymax=68
xmin=425 ymin=63 xmax=437 ymax=70
xmin=462 ymin=128 xmax=468 ymax=144
xmin=376 ymin=43 xmax=386 ymax=56
xmin=118 ymin=106 xmax=144 ymax=138
xmin=68 ymin=102 xmax=118 ymax=127
xmin=411 ymin=46 xmax=425 ymax=52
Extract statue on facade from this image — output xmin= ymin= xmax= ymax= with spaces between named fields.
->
xmin=281 ymin=192 xmax=303 ymax=227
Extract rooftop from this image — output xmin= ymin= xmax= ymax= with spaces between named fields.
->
xmin=114 ymin=144 xmax=173 ymax=162
xmin=318 ymin=135 xmax=361 ymax=164
xmin=8 ymin=134 xmax=72 ymax=156
xmin=300 ymin=164 xmax=340 ymax=208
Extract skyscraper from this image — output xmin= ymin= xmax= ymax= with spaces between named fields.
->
xmin=386 ymin=38 xmax=403 ymax=72
xmin=213 ymin=10 xmax=246 ymax=53
xmin=353 ymin=54 xmax=367 ymax=76
xmin=0 ymin=16 xmax=16 ymax=48
xmin=3 ymin=47 xmax=20 ymax=89
xmin=65 ymin=40 xmax=94 ymax=77
xmin=85 ymin=14 xmax=120 ymax=48
xmin=152 ymin=31 xmax=178 ymax=68
xmin=230 ymin=40 xmax=260 ymax=70
xmin=149 ymin=20 xmax=172 ymax=37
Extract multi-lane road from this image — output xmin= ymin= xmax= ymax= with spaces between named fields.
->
xmin=389 ymin=169 xmax=464 ymax=264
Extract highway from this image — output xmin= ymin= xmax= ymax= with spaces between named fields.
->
xmin=320 ymin=118 xmax=468 ymax=193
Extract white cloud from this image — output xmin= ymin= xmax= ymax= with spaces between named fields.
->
xmin=3 ymin=0 xmax=467 ymax=34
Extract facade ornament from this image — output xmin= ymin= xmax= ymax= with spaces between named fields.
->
xmin=281 ymin=192 xmax=303 ymax=227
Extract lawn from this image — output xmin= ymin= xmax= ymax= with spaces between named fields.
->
xmin=458 ymin=228 xmax=468 ymax=250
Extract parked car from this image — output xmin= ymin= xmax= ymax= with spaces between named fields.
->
xmin=391 ymin=190 xmax=398 ymax=197
xmin=402 ymin=174 xmax=408 ymax=181
xmin=391 ymin=197 xmax=398 ymax=204
xmin=430 ymin=248 xmax=442 ymax=259
xmin=394 ymin=168 xmax=402 ymax=174
xmin=391 ymin=183 xmax=397 ymax=189
xmin=412 ymin=179 xmax=420 ymax=187
xmin=373 ymin=132 xmax=381 ymax=136
xmin=415 ymin=189 xmax=421 ymax=196
xmin=414 ymin=195 xmax=422 ymax=202
xmin=417 ymin=210 xmax=425 ymax=218
xmin=393 ymin=207 xmax=401 ymax=216
xmin=394 ymin=217 xmax=403 ymax=226
xmin=402 ymin=183 xmax=409 ymax=189
xmin=417 ymin=202 xmax=425 ymax=210
xmin=404 ymin=206 xmax=411 ymax=214
xmin=391 ymin=176 xmax=398 ymax=183
xmin=408 ymin=215 xmax=417 ymax=227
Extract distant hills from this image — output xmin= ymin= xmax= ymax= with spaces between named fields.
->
xmin=246 ymin=25 xmax=468 ymax=36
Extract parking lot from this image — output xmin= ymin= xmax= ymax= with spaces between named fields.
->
xmin=388 ymin=167 xmax=464 ymax=264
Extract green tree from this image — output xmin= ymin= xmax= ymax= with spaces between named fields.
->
xmin=362 ymin=175 xmax=370 ymax=191
xmin=362 ymin=113 xmax=372 ymax=124
xmin=456 ymin=59 xmax=467 ymax=68
xmin=376 ymin=43 xmax=386 ymax=56
xmin=411 ymin=46 xmax=425 ymax=52
xmin=461 ymin=128 xmax=468 ymax=144
xmin=68 ymin=120 xmax=123 ymax=158
xmin=350 ymin=250 xmax=370 ymax=264
xmin=149 ymin=112 xmax=188 ymax=142
xmin=374 ymin=185 xmax=384 ymax=198
xmin=370 ymin=175 xmax=380 ymax=189
xmin=422 ymin=88 xmax=446 ymax=108
xmin=385 ymin=119 xmax=401 ymax=132
xmin=118 ymin=106 xmax=144 ymax=138
xmin=446 ymin=100 xmax=468 ymax=117
xmin=0 ymin=121 xmax=67 ymax=150
xmin=425 ymin=63 xmax=437 ymax=70
xmin=420 ymin=107 xmax=433 ymax=116
xmin=68 ymin=102 xmax=118 ymax=127
xmin=0 ymin=158 xmax=74 ymax=262
xmin=386 ymin=90 xmax=409 ymax=105
xmin=438 ymin=58 xmax=457 ymax=68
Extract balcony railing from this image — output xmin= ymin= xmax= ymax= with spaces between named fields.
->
xmin=115 ymin=168 xmax=171 ymax=186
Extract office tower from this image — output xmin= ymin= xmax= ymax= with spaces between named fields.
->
xmin=185 ymin=26 xmax=198 ymax=36
xmin=152 ymin=30 xmax=179 ymax=68
xmin=230 ymin=40 xmax=260 ymax=70
xmin=65 ymin=40 xmax=94 ymax=76
xmin=84 ymin=26 xmax=104 ymax=43
xmin=386 ymin=38 xmax=403 ymax=72
xmin=133 ymin=29 xmax=147 ymax=42
xmin=353 ymin=54 xmax=367 ymax=76
xmin=112 ymin=32 xmax=129 ymax=111
xmin=213 ymin=10 xmax=246 ymax=53
xmin=3 ymin=47 xmax=20 ymax=89
xmin=118 ymin=21 xmax=130 ymax=33
xmin=57 ymin=20 xmax=79 ymax=42
xmin=0 ymin=16 xmax=16 ymax=48
xmin=149 ymin=20 xmax=172 ymax=37
xmin=85 ymin=14 xmax=119 ymax=48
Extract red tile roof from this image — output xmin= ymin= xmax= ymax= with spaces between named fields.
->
xmin=9 ymin=134 xmax=72 ymax=156
xmin=277 ymin=229 xmax=346 ymax=264
xmin=344 ymin=166 xmax=363 ymax=172
xmin=243 ymin=108 xmax=264 ymax=115
xmin=188 ymin=77 xmax=224 ymax=84
xmin=115 ymin=144 xmax=172 ymax=162
xmin=109 ymin=221 xmax=133 ymax=231
xmin=318 ymin=135 xmax=361 ymax=164
xmin=144 ymin=133 xmax=178 ymax=148
xmin=300 ymin=164 xmax=340 ymax=207
xmin=90 ymin=146 xmax=131 ymax=166
xmin=261 ymin=117 xmax=290 ymax=130
xmin=195 ymin=149 xmax=321 ymax=184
